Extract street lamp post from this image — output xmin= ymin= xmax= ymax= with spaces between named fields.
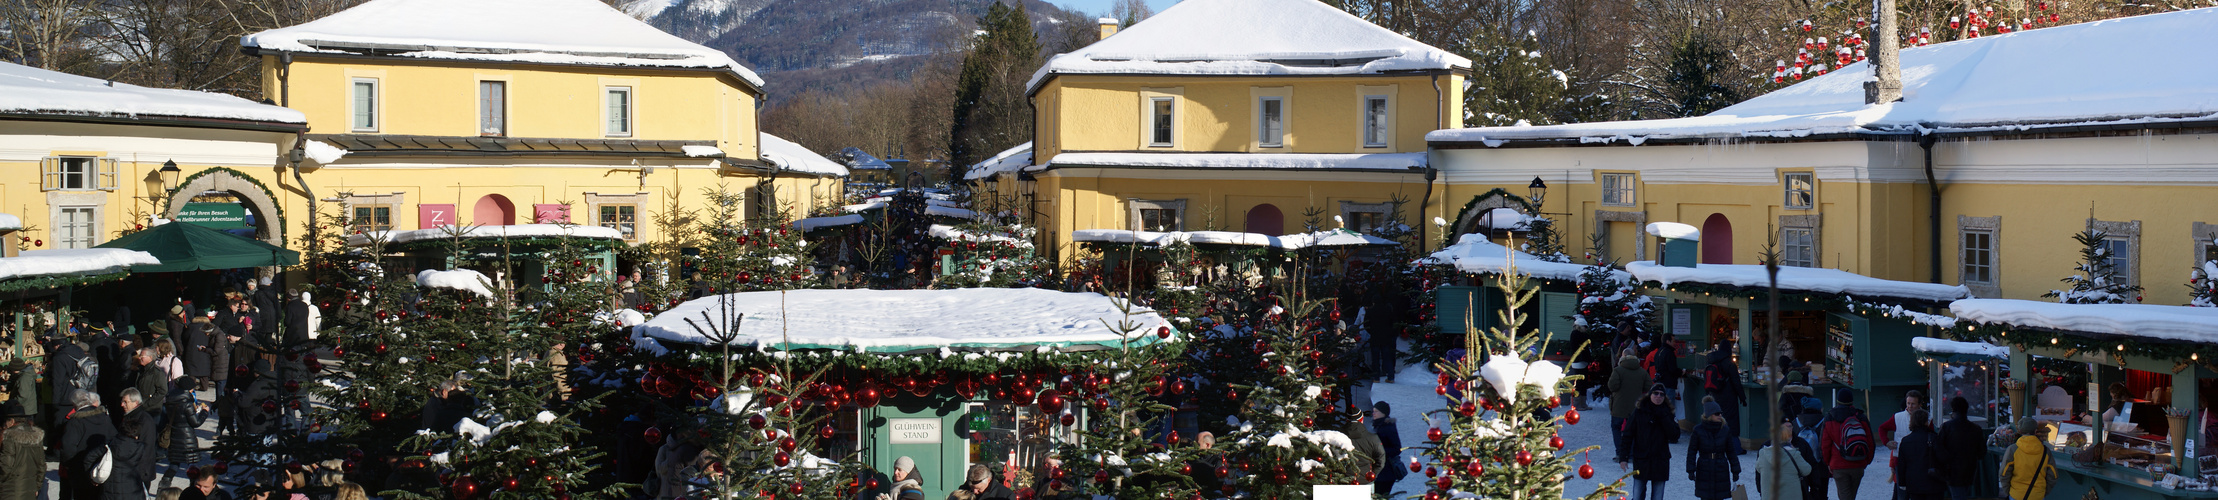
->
xmin=155 ymin=159 xmax=182 ymax=210
xmin=1527 ymin=176 xmax=1547 ymax=210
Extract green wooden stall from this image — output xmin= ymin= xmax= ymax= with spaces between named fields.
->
xmin=349 ymin=224 xmax=622 ymax=291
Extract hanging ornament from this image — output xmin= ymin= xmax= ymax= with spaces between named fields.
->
xmin=644 ymin=426 xmax=665 ymax=445
xmin=1549 ymin=434 xmax=1566 ymax=449
xmin=1579 ymin=462 xmax=1596 ymax=479
xmin=1515 ymin=450 xmax=1534 ymax=466
xmin=1565 ymin=408 xmax=1581 ymax=425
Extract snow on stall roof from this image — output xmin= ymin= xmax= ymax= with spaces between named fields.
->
xmin=0 ymin=249 xmax=160 ymax=281
xmin=1949 ymin=299 xmax=2218 ymax=343
xmin=303 ymin=140 xmax=348 ymax=164
xmin=680 ymin=145 xmax=724 ymax=158
xmin=926 ymin=205 xmax=982 ymax=220
xmin=0 ymin=61 xmax=305 ymax=124
xmin=243 ymin=0 xmax=764 ymax=88
xmin=1646 ymin=222 xmax=1700 ymax=241
xmin=964 ymin=141 xmax=1033 ymax=180
xmin=349 ymin=224 xmax=625 ymax=246
xmin=0 ymin=213 xmax=19 ymax=231
xmin=1047 ymin=152 xmax=1426 ymax=171
xmin=795 ymin=215 xmax=863 ymax=232
xmin=636 ymin=288 xmax=1171 ymax=352
xmin=1626 ymin=261 xmax=1970 ymax=302
xmin=759 ymin=134 xmax=848 ymax=176
xmin=1424 ymin=234 xmax=1596 ymax=282
xmin=1097 ymin=17 xmax=1118 ymax=24
xmin=416 ymin=269 xmax=493 ymax=297
xmin=1072 ymin=228 xmax=1395 ymax=249
xmin=929 ymin=225 xmax=1033 ymax=248
xmin=1427 ymin=8 xmax=2218 ymax=144
xmin=1474 ymin=208 xmax=1528 ymax=230
xmin=1027 ymin=0 xmax=1469 ymax=91
xmin=1910 ymin=336 xmax=2008 ymax=358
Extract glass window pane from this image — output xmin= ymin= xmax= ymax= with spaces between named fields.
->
xmin=1152 ymin=99 xmax=1173 ymax=145
xmin=480 ymin=81 xmax=505 ymax=136
xmin=607 ymin=89 xmax=631 ymax=135
xmin=1364 ymin=97 xmax=1388 ymax=146
xmin=1259 ymin=98 xmax=1282 ymax=145
xmin=353 ymin=81 xmax=375 ymax=130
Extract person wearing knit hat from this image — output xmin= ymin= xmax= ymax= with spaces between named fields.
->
xmin=1688 ymin=397 xmax=1740 ymax=499
xmin=2001 ymin=417 xmax=2056 ymax=500
xmin=1626 ymin=382 xmax=1679 ymax=495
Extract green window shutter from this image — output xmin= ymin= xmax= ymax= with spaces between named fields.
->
xmin=1435 ymin=285 xmax=1482 ymax=336
xmin=1539 ymin=291 xmax=1577 ymax=340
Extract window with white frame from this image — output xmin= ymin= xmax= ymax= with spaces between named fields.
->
xmin=1341 ymin=201 xmax=1395 ymax=234
xmin=1781 ymin=227 xmax=1817 ymax=267
xmin=1959 ymin=215 xmax=2001 ymax=295
xmin=351 ymin=78 xmax=378 ymax=132
xmin=1257 ymin=96 xmax=1285 ymax=147
xmin=1130 ymin=199 xmax=1185 ymax=231
xmin=1362 ymin=95 xmax=1390 ymax=148
xmin=41 ymin=157 xmax=115 ymax=191
xmin=605 ymin=86 xmax=633 ymax=136
xmin=599 ymin=204 xmax=637 ymax=240
xmin=1600 ymin=173 xmax=1636 ymax=206
xmin=1149 ymin=97 xmax=1175 ymax=147
xmin=1962 ymin=229 xmax=1994 ymax=285
xmin=479 ymin=81 xmax=506 ymax=137
xmin=2088 ymin=218 xmax=2140 ymax=289
xmin=1784 ymin=172 xmax=1814 ymax=209
xmin=56 ymin=206 xmax=96 ymax=249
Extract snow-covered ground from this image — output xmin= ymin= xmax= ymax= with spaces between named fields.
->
xmin=1372 ymin=351 xmax=1901 ymax=500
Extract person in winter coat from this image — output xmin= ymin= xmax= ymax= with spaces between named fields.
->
xmin=118 ymin=389 xmax=160 ymax=489
xmin=1687 ymin=401 xmax=1741 ymax=500
xmin=1645 ymin=341 xmax=1681 ymax=402
xmin=60 ymin=391 xmax=119 ymax=500
xmin=235 ymin=359 xmax=281 ymax=436
xmin=1370 ymin=401 xmax=1405 ymax=497
xmin=180 ymin=466 xmax=230 ymax=500
xmin=1342 ymin=417 xmax=1385 ymax=479
xmin=1607 ymin=349 xmax=1650 ymax=467
xmin=134 ymin=348 xmax=168 ymax=409
xmin=161 ymin=385 xmax=207 ymax=487
xmin=1785 ymin=407 xmax=1829 ymax=500
xmin=1755 ymin=419 xmax=1811 ymax=500
xmin=948 ymin=464 xmax=1014 ymax=500
xmin=0 ymin=403 xmax=44 ymax=500
xmin=51 ymin=332 xmax=95 ymax=420
xmin=1893 ymin=411 xmax=1944 ymax=500
xmin=1998 ymin=418 xmax=2055 ymax=500
xmin=102 ymin=409 xmax=150 ymax=500
xmin=183 ymin=313 xmax=214 ymax=390
xmin=8 ymin=363 xmax=36 ymax=425
xmin=1703 ymin=343 xmax=1746 ymax=455
xmin=1819 ymin=389 xmax=1876 ymax=500
xmin=1627 ymin=384 xmax=1679 ymax=500
xmin=1934 ymin=397 xmax=1985 ymax=500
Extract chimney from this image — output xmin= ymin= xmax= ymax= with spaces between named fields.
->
xmin=1865 ymin=0 xmax=1904 ymax=104
xmin=1098 ymin=18 xmax=1120 ymax=39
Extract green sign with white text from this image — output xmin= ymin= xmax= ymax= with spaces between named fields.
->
xmin=176 ymin=203 xmax=249 ymax=229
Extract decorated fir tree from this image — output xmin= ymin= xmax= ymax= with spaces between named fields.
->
xmin=694 ymin=186 xmax=818 ymax=293
xmin=1045 ymin=297 xmax=1205 ymax=500
xmin=1570 ymin=258 xmax=1655 ymax=345
xmin=2190 ymin=234 xmax=2216 ymax=307
xmin=932 ymin=220 xmax=1055 ymax=289
xmin=2043 ymin=226 xmax=2141 ymax=304
xmin=1216 ymin=296 xmax=1369 ymax=498
xmin=644 ymin=292 xmax=862 ymax=499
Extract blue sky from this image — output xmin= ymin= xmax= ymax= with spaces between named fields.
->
xmin=1053 ymin=0 xmax=1181 ymax=18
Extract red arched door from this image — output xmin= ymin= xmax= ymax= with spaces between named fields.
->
xmin=474 ymin=194 xmax=516 ymax=226
xmin=1246 ymin=204 xmax=1284 ymax=236
xmin=1701 ymin=213 xmax=1733 ymax=264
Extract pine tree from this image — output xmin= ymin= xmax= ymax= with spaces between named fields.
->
xmin=1570 ymin=257 xmax=1655 ymax=345
xmin=1662 ymin=32 xmax=1745 ymax=118
xmin=2191 ymin=252 xmax=2217 ymax=308
xmin=2043 ymin=227 xmax=2142 ymax=304
xmin=1047 ymin=297 xmax=1204 ymax=500
xmin=1521 ymin=215 xmax=1570 ymax=263
xmin=1216 ymin=296 xmax=1370 ymax=498
xmin=1421 ymin=253 xmax=1626 ymax=500
xmin=931 ymin=218 xmax=1054 ymax=289
xmin=949 ymin=1 xmax=1040 ymax=170
xmin=1461 ymin=31 xmax=1576 ymax=127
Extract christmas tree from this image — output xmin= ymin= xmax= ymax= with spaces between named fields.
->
xmin=1216 ymin=296 xmax=1369 ymax=498
xmin=1045 ymin=297 xmax=1205 ymax=499
xmin=932 ymin=220 xmax=1055 ymax=289
xmin=1422 ymin=245 xmax=1625 ymax=500
xmin=2043 ymin=226 xmax=2141 ymax=304
xmin=1570 ymin=256 xmax=1655 ymax=346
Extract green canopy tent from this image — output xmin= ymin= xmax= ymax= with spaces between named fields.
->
xmin=96 ymin=221 xmax=299 ymax=272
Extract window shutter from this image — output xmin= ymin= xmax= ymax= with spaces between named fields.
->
xmin=40 ymin=157 xmax=57 ymax=190
xmin=1539 ymin=291 xmax=1578 ymax=340
xmin=98 ymin=158 xmax=118 ymax=190
xmin=1435 ymin=285 xmax=1482 ymax=336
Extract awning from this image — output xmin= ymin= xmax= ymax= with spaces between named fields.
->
xmin=96 ymin=221 xmax=299 ymax=272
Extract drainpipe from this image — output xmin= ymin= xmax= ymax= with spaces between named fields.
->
xmin=1427 ymin=74 xmax=1445 ymax=251
xmin=279 ymin=51 xmax=316 ymax=250
xmin=1920 ymin=132 xmax=1940 ymax=284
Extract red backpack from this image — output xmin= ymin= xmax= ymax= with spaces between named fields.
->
xmin=1835 ymin=412 xmax=1876 ymax=463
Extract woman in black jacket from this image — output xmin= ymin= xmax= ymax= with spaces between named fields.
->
xmin=161 ymin=385 xmax=207 ymax=487
xmin=102 ymin=411 xmax=150 ymax=499
xmin=1893 ymin=411 xmax=1945 ymax=500
xmin=1687 ymin=400 xmax=1741 ymax=500
xmin=1628 ymin=384 xmax=1680 ymax=500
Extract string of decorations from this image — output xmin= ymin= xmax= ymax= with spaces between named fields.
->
xmin=0 ymin=270 xmax=130 ymax=293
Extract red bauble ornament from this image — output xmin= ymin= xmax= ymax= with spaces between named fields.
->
xmin=371 ymin=411 xmax=388 ymax=421
xmin=749 ymin=414 xmax=768 ymax=430
xmin=1548 ymin=396 xmax=1560 ymax=408
xmin=821 ymin=425 xmax=837 ymax=440
xmin=1465 ymin=461 xmax=1483 ymax=477
xmin=1515 ymin=450 xmax=1534 ymax=466
xmin=1157 ymin=326 xmax=1172 ymax=339
xmin=1564 ymin=408 xmax=1581 ymax=425
xmin=779 ymin=436 xmax=798 ymax=453
xmin=1435 ymin=475 xmax=1451 ymax=489
xmin=1579 ymin=462 xmax=1596 ymax=479
xmin=644 ymin=426 xmax=665 ymax=445
xmin=502 ymin=477 xmax=519 ymax=490
xmin=774 ymin=451 xmax=792 ymax=467
xmin=1093 ymin=470 xmax=1111 ymax=484
xmin=260 ymin=399 xmax=279 ymax=413
xmin=1549 ymin=434 xmax=1565 ymax=449
xmin=1409 ymin=458 xmax=1422 ymax=473
xmin=1059 ymin=412 xmax=1077 ymax=427
xmin=451 ymin=476 xmax=479 ymax=499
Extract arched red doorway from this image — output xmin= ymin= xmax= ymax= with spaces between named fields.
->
xmin=474 ymin=194 xmax=516 ymax=226
xmin=1701 ymin=213 xmax=1733 ymax=264
xmin=1246 ymin=204 xmax=1284 ymax=236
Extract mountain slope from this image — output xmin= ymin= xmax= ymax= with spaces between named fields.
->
xmin=633 ymin=0 xmax=1087 ymax=77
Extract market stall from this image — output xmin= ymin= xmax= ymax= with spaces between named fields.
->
xmin=349 ymin=224 xmax=624 ymax=291
xmin=1423 ymin=233 xmax=1599 ymax=356
xmin=635 ymin=287 xmax=1176 ymax=500
xmin=1072 ymin=227 xmax=1397 ymax=287
xmin=0 ymin=249 xmax=160 ymax=361
xmin=1951 ymin=299 xmax=2218 ymax=497
xmin=1911 ymin=336 xmax=2009 ymax=497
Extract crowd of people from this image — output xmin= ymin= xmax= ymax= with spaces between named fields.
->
xmin=0 ymin=277 xmax=365 ymax=499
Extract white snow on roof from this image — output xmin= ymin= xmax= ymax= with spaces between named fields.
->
xmin=1098 ymin=17 xmax=1119 ymax=24
xmin=1910 ymin=336 xmax=2008 ymax=358
xmin=637 ymin=288 xmax=1171 ymax=352
xmin=0 ymin=62 xmax=305 ymax=124
xmin=1474 ymin=208 xmax=1529 ymax=230
xmin=1028 ymin=0 xmax=1469 ymax=90
xmin=349 ymin=223 xmax=625 ymax=246
xmin=416 ymin=269 xmax=494 ymax=297
xmin=243 ymin=0 xmax=764 ymax=88
xmin=1646 ymin=222 xmax=1700 ymax=241
xmin=1429 ymin=8 xmax=2218 ymax=143
xmin=795 ymin=214 xmax=864 ymax=232
xmin=1073 ymin=228 xmax=1396 ymax=249
xmin=926 ymin=205 xmax=982 ymax=220
xmin=1048 ymin=152 xmax=1426 ymax=171
xmin=1949 ymin=299 xmax=2218 ymax=343
xmin=1424 ymin=234 xmax=1596 ymax=282
xmin=303 ymin=140 xmax=349 ymax=164
xmin=759 ymin=134 xmax=849 ymax=176
xmin=0 ymin=249 xmax=160 ymax=281
xmin=0 ymin=213 xmax=19 ymax=231
xmin=964 ymin=141 xmax=1033 ymax=180
xmin=1626 ymin=261 xmax=1970 ymax=302
xmin=681 ymin=145 xmax=724 ymax=157
xmin=930 ymin=225 xmax=1033 ymax=248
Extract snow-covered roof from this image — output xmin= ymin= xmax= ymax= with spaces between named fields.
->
xmin=930 ymin=225 xmax=1033 ymax=248
xmin=349 ymin=224 xmax=625 ymax=246
xmin=0 ymin=213 xmax=20 ymax=231
xmin=243 ymin=0 xmax=764 ymax=88
xmin=1027 ymin=0 xmax=1469 ymax=91
xmin=636 ymin=288 xmax=1172 ymax=352
xmin=1046 ymin=152 xmax=1426 ymax=171
xmin=1646 ymin=222 xmax=1699 ymax=241
xmin=760 ymin=134 xmax=849 ymax=176
xmin=1627 ymin=261 xmax=1970 ymax=303
xmin=1424 ymin=233 xmax=1596 ymax=282
xmin=1429 ymin=8 xmax=2218 ymax=144
xmin=964 ymin=141 xmax=1032 ymax=180
xmin=0 ymin=249 xmax=161 ymax=281
xmin=416 ymin=269 xmax=494 ymax=297
xmin=1072 ymin=228 xmax=1396 ymax=249
xmin=1473 ymin=208 xmax=1529 ymax=230
xmin=1910 ymin=336 xmax=2008 ymax=358
xmin=1949 ymin=299 xmax=2218 ymax=343
xmin=795 ymin=215 xmax=863 ymax=232
xmin=0 ymin=62 xmax=305 ymax=125
xmin=840 ymin=147 xmax=891 ymax=170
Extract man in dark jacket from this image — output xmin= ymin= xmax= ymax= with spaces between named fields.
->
xmin=102 ymin=408 xmax=149 ymax=500
xmin=0 ymin=403 xmax=43 ymax=500
xmin=50 ymin=333 xmax=95 ymax=423
xmin=90 ymin=328 xmax=130 ymax=418
xmin=1646 ymin=341 xmax=1681 ymax=403
xmin=59 ymin=391 xmax=118 ymax=500
xmin=1934 ymin=397 xmax=1984 ymax=500
xmin=1628 ymin=384 xmax=1679 ymax=499
xmin=951 ymin=464 xmax=1013 ymax=500
xmin=1703 ymin=343 xmax=1746 ymax=455
xmin=183 ymin=313 xmax=214 ymax=390
xmin=1606 ymin=349 xmax=1650 ymax=467
xmin=118 ymin=389 xmax=159 ymax=493
xmin=1370 ymin=401 xmax=1405 ymax=497
xmin=1364 ymin=286 xmax=1404 ymax=382
xmin=1893 ymin=411 xmax=1944 ymax=500
xmin=133 ymin=349 xmax=167 ymax=411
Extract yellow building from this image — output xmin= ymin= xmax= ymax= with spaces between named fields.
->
xmin=240 ymin=0 xmax=843 ymax=249
xmin=972 ymin=0 xmax=1468 ymax=262
xmin=0 ymin=61 xmax=305 ymax=253
xmin=1427 ymin=7 xmax=2218 ymax=306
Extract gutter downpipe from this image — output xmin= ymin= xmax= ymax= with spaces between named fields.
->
xmin=1919 ymin=130 xmax=1939 ymax=284
xmin=278 ymin=52 xmax=318 ymax=251
xmin=1427 ymin=74 xmax=1444 ymax=252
